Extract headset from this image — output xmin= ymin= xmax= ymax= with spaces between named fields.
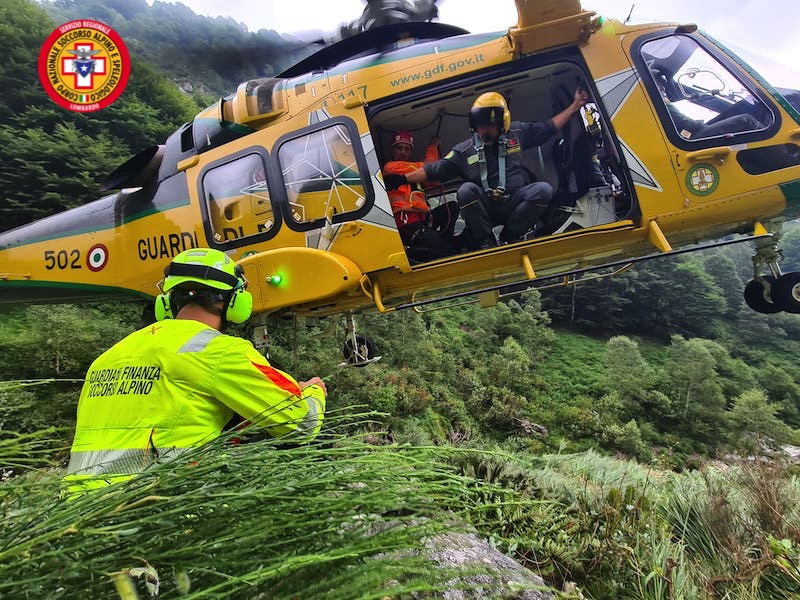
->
xmin=154 ymin=261 xmax=253 ymax=324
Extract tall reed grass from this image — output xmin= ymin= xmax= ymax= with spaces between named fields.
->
xmin=0 ymin=410 xmax=549 ymax=599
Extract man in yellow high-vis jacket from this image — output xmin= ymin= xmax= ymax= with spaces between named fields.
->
xmin=64 ymin=248 xmax=327 ymax=492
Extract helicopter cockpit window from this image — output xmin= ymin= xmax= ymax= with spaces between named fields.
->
xmin=277 ymin=122 xmax=369 ymax=229
xmin=200 ymin=152 xmax=275 ymax=244
xmin=642 ymin=36 xmax=773 ymax=142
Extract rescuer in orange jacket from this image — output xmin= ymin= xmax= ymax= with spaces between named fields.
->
xmin=64 ymin=248 xmax=327 ymax=492
xmin=382 ymin=130 xmax=457 ymax=261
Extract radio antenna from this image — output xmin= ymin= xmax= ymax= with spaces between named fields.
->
xmin=625 ymin=4 xmax=635 ymax=24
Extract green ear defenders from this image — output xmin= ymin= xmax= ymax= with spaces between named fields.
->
xmin=154 ymin=290 xmax=173 ymax=321
xmin=223 ymin=271 xmax=253 ymax=324
xmin=154 ymin=248 xmax=253 ymax=323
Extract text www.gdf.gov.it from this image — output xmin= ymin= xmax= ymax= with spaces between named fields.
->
xmin=390 ymin=53 xmax=486 ymax=87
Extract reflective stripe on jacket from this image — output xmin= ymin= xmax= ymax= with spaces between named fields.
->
xmin=65 ymin=319 xmax=325 ymax=491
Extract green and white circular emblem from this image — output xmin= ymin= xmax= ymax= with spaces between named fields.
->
xmin=686 ymin=163 xmax=719 ymax=196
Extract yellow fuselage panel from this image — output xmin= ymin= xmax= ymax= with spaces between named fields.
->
xmin=294 ymin=223 xmax=651 ymax=316
xmin=278 ymin=35 xmax=515 ymax=120
xmin=240 ymin=248 xmax=362 ymax=313
xmin=0 ymin=205 xmax=202 ymax=300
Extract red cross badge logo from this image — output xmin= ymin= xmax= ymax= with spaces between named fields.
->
xmin=38 ymin=20 xmax=130 ymax=113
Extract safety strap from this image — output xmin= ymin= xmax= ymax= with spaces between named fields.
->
xmin=537 ymin=147 xmax=545 ymax=178
xmin=165 ymin=262 xmax=239 ymax=288
xmin=475 ymin=132 xmax=506 ymax=192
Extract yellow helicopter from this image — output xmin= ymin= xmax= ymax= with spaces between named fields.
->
xmin=1 ymin=0 xmax=799 ymax=363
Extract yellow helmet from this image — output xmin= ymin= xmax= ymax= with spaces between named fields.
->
xmin=469 ymin=92 xmax=511 ymax=132
xmin=155 ymin=248 xmax=253 ymax=324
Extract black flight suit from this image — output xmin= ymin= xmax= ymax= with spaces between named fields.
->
xmin=423 ymin=120 xmax=557 ymax=247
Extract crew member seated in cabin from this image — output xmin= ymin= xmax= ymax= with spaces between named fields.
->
xmin=382 ymin=130 xmax=458 ymax=261
xmin=651 ymin=69 xmax=763 ymax=140
xmin=385 ymin=89 xmax=589 ymax=249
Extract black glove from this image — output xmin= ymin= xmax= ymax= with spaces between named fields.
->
xmin=383 ymin=173 xmax=407 ymax=190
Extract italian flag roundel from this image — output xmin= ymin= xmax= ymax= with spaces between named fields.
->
xmin=86 ymin=244 xmax=108 ymax=271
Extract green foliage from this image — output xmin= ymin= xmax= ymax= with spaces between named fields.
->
xmin=253 ymin=291 xmax=798 ymax=463
xmin=0 ymin=81 xmax=197 ymax=226
xmin=459 ymin=450 xmax=689 ymax=597
xmin=661 ymin=337 xmax=728 ymax=453
xmin=603 ymin=336 xmax=660 ymax=422
xmin=600 ymin=419 xmax=651 ymax=460
xmin=757 ymin=363 xmax=800 ymax=427
xmin=728 ymin=389 xmax=795 ymax=453
xmin=672 ymin=260 xmax=729 ymax=336
xmin=0 ymin=303 xmax=139 ymax=438
xmin=3 ymin=416 xmax=800 ymax=600
xmin=0 ymin=122 xmax=130 ymax=228
xmin=261 ymin=294 xmax=555 ymax=446
xmin=703 ymin=251 xmax=746 ymax=316
xmin=0 ymin=0 xmax=56 ymax=121
xmin=782 ymin=223 xmax=800 ymax=272
xmin=474 ymin=450 xmax=800 ymax=599
xmin=541 ymin=256 xmax=728 ymax=339
xmin=470 ymin=293 xmax=553 ymax=352
xmin=0 ymin=304 xmax=136 ymax=379
xmin=0 ymin=384 xmax=76 ymax=438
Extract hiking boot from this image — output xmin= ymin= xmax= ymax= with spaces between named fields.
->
xmin=477 ymin=235 xmax=498 ymax=250
xmin=498 ymin=228 xmax=523 ymax=245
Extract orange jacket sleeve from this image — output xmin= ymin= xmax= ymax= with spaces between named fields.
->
xmin=424 ymin=142 xmax=440 ymax=163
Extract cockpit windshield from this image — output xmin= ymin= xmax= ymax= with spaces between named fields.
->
xmin=721 ymin=41 xmax=800 ymax=120
xmin=642 ymin=35 xmax=776 ymax=141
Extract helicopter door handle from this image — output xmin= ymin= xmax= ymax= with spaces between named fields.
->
xmin=789 ymin=128 xmax=800 ymax=139
xmin=685 ymin=147 xmax=730 ymax=163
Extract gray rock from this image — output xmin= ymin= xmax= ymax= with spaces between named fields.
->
xmin=423 ymin=531 xmax=555 ymax=599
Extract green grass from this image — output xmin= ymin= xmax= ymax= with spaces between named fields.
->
xmin=0 ymin=412 xmax=555 ymax=599
xmin=4 ymin=416 xmax=800 ymax=599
